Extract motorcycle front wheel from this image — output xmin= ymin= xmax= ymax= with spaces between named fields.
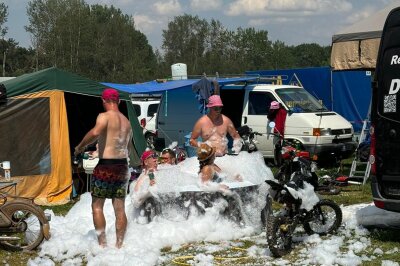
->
xmin=266 ymin=215 xmax=292 ymax=257
xmin=303 ymin=199 xmax=342 ymax=235
xmin=0 ymin=202 xmax=45 ymax=251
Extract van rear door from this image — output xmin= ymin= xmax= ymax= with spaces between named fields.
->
xmin=372 ymin=7 xmax=400 ymax=206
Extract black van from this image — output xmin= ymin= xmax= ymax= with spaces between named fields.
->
xmin=371 ymin=7 xmax=400 ymax=212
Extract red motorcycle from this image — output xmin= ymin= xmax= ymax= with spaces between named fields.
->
xmin=269 ymin=122 xmax=343 ymax=195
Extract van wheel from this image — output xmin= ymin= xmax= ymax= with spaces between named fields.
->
xmin=145 ymin=133 xmax=156 ymax=149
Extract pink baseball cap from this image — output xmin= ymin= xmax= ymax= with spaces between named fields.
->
xmin=270 ymin=101 xmax=280 ymax=110
xmin=102 ymin=88 xmax=119 ymax=101
xmin=141 ymin=150 xmax=156 ymax=163
xmin=206 ymin=95 xmax=223 ymax=108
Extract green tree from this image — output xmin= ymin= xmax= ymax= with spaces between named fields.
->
xmin=25 ymin=0 xmax=156 ymax=82
xmin=270 ymin=40 xmax=294 ymax=70
xmin=162 ymin=14 xmax=209 ymax=75
xmin=0 ymin=3 xmax=8 ymax=38
xmin=290 ymin=43 xmax=331 ymax=68
xmin=0 ymin=38 xmax=36 ymax=76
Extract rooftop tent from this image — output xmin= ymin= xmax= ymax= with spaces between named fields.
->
xmin=331 ymin=1 xmax=400 ymax=70
xmin=0 ymin=67 xmax=145 ymax=205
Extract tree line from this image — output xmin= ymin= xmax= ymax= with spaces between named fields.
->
xmin=0 ymin=0 xmax=330 ymax=82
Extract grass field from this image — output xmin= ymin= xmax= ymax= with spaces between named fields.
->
xmin=1 ymin=159 xmax=400 ymax=265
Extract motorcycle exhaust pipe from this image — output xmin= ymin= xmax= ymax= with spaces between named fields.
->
xmin=0 ymin=236 xmax=20 ymax=241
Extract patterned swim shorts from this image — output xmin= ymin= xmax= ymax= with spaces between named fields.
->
xmin=91 ymin=158 xmax=129 ymax=198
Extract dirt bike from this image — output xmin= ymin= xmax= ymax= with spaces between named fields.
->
xmin=265 ymin=174 xmax=342 ymax=257
xmin=269 ymin=122 xmax=342 ymax=195
xmin=0 ymin=182 xmax=51 ymax=251
xmin=237 ymin=125 xmax=262 ymax=153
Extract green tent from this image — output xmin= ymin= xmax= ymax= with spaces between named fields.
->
xmin=0 ymin=67 xmax=146 ymax=205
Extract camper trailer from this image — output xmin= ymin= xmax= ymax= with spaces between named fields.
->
xmin=370 ymin=7 xmax=400 ymax=212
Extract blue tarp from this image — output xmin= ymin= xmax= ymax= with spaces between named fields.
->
xmin=332 ymin=71 xmax=372 ymax=132
xmin=246 ymin=67 xmax=372 ymax=132
xmin=102 ymin=77 xmax=258 ymax=94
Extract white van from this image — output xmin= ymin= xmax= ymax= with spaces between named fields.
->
xmin=157 ymin=82 xmax=357 ymax=160
xmin=131 ymin=95 xmax=161 ymax=148
xmin=235 ymin=84 xmax=357 ymax=160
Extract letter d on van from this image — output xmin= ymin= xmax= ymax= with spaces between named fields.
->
xmin=389 ymin=79 xmax=400 ymax=94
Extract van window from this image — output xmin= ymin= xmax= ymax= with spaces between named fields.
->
xmin=148 ymin=103 xmax=159 ymax=117
xmin=133 ymin=104 xmax=141 ymax=117
xmin=276 ymin=87 xmax=328 ymax=113
xmin=248 ymin=91 xmax=275 ymax=115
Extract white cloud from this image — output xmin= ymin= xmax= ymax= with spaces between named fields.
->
xmin=190 ymin=0 xmax=223 ymax=11
xmin=133 ymin=14 xmax=160 ymax=34
xmin=153 ymin=0 xmax=183 ymax=15
xmin=345 ymin=5 xmax=376 ymax=24
xmin=226 ymin=0 xmax=352 ymax=16
xmin=249 ymin=17 xmax=306 ymax=27
xmin=85 ymin=0 xmax=137 ymax=6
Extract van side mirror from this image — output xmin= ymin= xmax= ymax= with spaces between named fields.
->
xmin=268 ymin=121 xmax=276 ymax=129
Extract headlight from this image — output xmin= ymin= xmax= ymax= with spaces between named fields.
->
xmin=313 ymin=128 xmax=331 ymax=136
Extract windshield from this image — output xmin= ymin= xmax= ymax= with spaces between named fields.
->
xmin=275 ymin=87 xmax=328 ymax=113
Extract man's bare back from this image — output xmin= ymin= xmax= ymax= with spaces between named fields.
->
xmin=74 ymin=88 xmax=132 ymax=248
xmin=97 ymin=110 xmax=132 ymax=159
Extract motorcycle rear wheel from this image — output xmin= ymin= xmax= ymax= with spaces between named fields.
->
xmin=266 ymin=215 xmax=292 ymax=257
xmin=303 ymin=199 xmax=342 ymax=235
xmin=0 ymin=202 xmax=45 ymax=251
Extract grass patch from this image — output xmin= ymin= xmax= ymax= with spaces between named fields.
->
xmin=40 ymin=198 xmax=78 ymax=216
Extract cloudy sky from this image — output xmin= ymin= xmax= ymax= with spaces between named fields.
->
xmin=3 ymin=0 xmax=400 ymax=51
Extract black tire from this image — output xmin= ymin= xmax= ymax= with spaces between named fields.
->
xmin=261 ymin=196 xmax=273 ymax=227
xmin=357 ymin=144 xmax=370 ymax=162
xmin=0 ymin=202 xmax=45 ymax=251
xmin=303 ymin=199 xmax=342 ymax=236
xmin=266 ymin=215 xmax=292 ymax=257
xmin=139 ymin=197 xmax=162 ymax=223
xmin=145 ymin=133 xmax=156 ymax=149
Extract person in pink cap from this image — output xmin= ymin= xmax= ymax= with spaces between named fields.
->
xmin=267 ymin=100 xmax=287 ymax=166
xmin=130 ymin=149 xmax=158 ymax=208
xmin=74 ymin=88 xmax=133 ymax=248
xmin=190 ymin=94 xmax=242 ymax=156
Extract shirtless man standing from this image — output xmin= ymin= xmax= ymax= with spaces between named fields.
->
xmin=74 ymin=88 xmax=132 ymax=248
xmin=189 ymin=95 xmax=242 ymax=156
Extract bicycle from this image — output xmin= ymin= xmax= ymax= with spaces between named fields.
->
xmin=0 ymin=181 xmax=51 ymax=251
